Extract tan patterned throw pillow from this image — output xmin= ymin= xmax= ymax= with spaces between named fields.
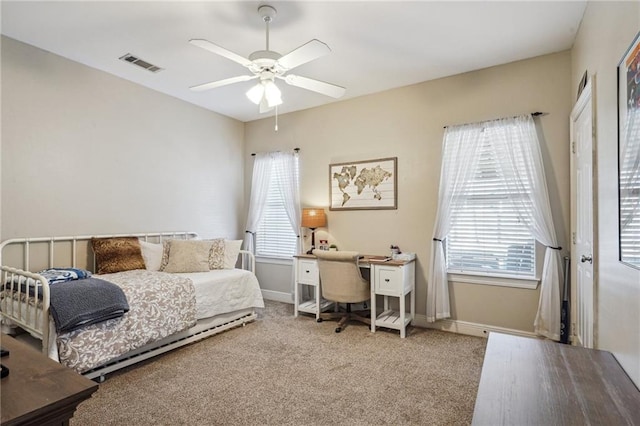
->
xmin=159 ymin=239 xmax=226 ymax=272
xmin=208 ymin=238 xmax=225 ymax=270
xmin=91 ymin=237 xmax=146 ymax=274
xmin=162 ymin=240 xmax=211 ymax=273
xmin=159 ymin=240 xmax=172 ymax=271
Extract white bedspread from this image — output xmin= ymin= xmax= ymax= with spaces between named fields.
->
xmin=175 ymin=269 xmax=265 ymax=320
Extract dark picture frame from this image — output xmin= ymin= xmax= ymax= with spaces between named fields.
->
xmin=618 ymin=31 xmax=640 ymax=269
xmin=329 ymin=157 xmax=397 ymax=211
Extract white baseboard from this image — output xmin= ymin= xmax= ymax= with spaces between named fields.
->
xmin=261 ymin=290 xmax=293 ymax=304
xmin=412 ymin=314 xmax=538 ymax=339
xmin=261 ymin=291 xmax=537 ymax=339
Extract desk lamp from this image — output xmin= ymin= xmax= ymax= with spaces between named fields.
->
xmin=301 ymin=208 xmax=327 ymax=254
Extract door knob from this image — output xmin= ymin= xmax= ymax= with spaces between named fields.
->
xmin=581 ymin=255 xmax=593 ymax=264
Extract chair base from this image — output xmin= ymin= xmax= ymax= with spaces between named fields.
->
xmin=317 ymin=306 xmax=371 ymax=333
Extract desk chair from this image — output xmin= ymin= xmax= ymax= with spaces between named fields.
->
xmin=312 ymin=250 xmax=371 ymax=333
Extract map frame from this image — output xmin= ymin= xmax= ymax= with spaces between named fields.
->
xmin=329 ymin=157 xmax=397 ymax=211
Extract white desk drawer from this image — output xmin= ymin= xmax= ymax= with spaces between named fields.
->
xmin=298 ymin=259 xmax=319 ymax=285
xmin=375 ymin=266 xmax=402 ymax=295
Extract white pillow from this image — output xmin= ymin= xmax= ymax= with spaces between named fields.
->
xmin=224 ymin=240 xmax=243 ymax=269
xmin=139 ymin=240 xmax=163 ymax=271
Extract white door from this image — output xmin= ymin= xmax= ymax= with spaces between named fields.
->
xmin=570 ymin=78 xmax=596 ymax=348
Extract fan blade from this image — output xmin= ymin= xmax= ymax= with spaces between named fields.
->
xmin=277 ymin=39 xmax=331 ymax=70
xmin=190 ymin=75 xmax=257 ymax=92
xmin=284 ymin=74 xmax=346 ymax=98
xmin=189 ymin=39 xmax=253 ymax=67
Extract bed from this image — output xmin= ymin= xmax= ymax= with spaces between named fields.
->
xmin=0 ymin=232 xmax=264 ymax=380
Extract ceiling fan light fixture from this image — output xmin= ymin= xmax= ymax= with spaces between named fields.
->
xmin=190 ymin=3 xmax=345 ymax=117
xmin=246 ymin=83 xmax=265 ymax=105
xmin=264 ymin=81 xmax=282 ymax=107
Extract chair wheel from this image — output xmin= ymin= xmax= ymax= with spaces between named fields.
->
xmin=316 ymin=318 xmax=323 ymax=323
xmin=335 ymin=327 xmax=342 ymax=333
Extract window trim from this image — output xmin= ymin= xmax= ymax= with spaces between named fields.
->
xmin=447 ymin=271 xmax=540 ymax=289
xmin=256 ymin=255 xmax=294 ymax=266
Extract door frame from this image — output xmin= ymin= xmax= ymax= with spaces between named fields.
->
xmin=569 ymin=76 xmax=598 ymax=347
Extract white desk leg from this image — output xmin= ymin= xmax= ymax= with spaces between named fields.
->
xmin=383 ymin=295 xmax=389 ymax=312
xmin=315 ymin=283 xmax=321 ymax=320
xmin=294 ymin=282 xmax=299 ymax=317
xmin=410 ymin=282 xmax=415 ymax=326
xmin=400 ymin=292 xmax=406 ymax=338
xmin=370 ymin=286 xmax=376 ymax=334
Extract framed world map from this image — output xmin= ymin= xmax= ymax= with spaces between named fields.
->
xmin=329 ymin=157 xmax=397 ymax=210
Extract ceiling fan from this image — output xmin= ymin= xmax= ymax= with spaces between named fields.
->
xmin=189 ymin=4 xmax=346 ymax=113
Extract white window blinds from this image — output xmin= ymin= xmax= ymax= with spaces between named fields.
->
xmin=255 ymin=157 xmax=299 ymax=258
xmin=446 ymin=128 xmax=536 ymax=277
xmin=620 ymin=107 xmax=640 ymax=267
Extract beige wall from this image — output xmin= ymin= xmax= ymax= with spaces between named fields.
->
xmin=571 ymin=1 xmax=640 ymax=386
xmin=245 ymin=51 xmax=572 ymax=333
xmin=1 ymin=36 xmax=246 ymax=240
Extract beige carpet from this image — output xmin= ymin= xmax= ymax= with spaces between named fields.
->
xmin=72 ymin=301 xmax=487 ymax=425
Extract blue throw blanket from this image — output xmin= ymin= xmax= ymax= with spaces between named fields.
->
xmin=38 ymin=268 xmax=92 ymax=285
xmin=49 ymin=277 xmax=130 ymax=333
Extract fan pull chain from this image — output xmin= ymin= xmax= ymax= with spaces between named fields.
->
xmin=275 ymin=105 xmax=279 ymax=132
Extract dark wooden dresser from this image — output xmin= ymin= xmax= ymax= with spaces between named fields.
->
xmin=473 ymin=332 xmax=640 ymax=425
xmin=1 ymin=335 xmax=98 ymax=426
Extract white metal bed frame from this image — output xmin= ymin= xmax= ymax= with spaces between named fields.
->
xmin=0 ymin=232 xmax=258 ymax=380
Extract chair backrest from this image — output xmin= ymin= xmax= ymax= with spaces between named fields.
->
xmin=312 ymin=250 xmax=370 ymax=304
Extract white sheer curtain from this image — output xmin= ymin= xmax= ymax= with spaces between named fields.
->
xmin=273 ymin=151 xmax=302 ymax=254
xmin=428 ymin=115 xmax=562 ymax=340
xmin=427 ymin=124 xmax=485 ymax=322
xmin=244 ymin=153 xmax=273 ymax=254
xmin=490 ymin=115 xmax=562 ymax=340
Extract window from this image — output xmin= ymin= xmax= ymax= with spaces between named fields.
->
xmin=619 ymin=108 xmax=640 ymax=267
xmin=446 ymin=127 xmax=536 ymax=278
xmin=255 ymin=156 xmax=299 ymax=258
xmin=430 ymin=115 xmax=561 ymax=333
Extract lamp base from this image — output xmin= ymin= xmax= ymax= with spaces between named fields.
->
xmin=307 ymin=228 xmax=317 ymax=255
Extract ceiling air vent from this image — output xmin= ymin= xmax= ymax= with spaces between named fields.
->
xmin=119 ymin=53 xmax=163 ymax=73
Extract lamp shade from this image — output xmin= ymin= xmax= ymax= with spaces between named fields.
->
xmin=246 ymin=80 xmax=283 ymax=107
xmin=264 ymin=80 xmax=282 ymax=107
xmin=246 ymin=83 xmax=265 ymax=105
xmin=301 ymin=208 xmax=327 ymax=229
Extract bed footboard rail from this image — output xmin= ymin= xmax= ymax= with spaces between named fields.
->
xmin=0 ymin=266 xmax=51 ymax=354
xmin=238 ymin=250 xmax=255 ymax=273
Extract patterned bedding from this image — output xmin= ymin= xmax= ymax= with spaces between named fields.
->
xmin=56 ymin=270 xmax=196 ymax=373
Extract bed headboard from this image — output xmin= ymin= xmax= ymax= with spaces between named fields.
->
xmin=0 ymin=232 xmax=198 ymax=273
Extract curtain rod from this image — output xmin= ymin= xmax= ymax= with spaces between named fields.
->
xmin=251 ymin=147 xmax=300 ymax=157
xmin=443 ymin=112 xmax=546 ymax=129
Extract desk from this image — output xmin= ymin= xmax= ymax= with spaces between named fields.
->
xmin=293 ymin=254 xmax=415 ymax=338
xmin=1 ymin=335 xmax=98 ymax=426
xmin=472 ymin=332 xmax=640 ymax=425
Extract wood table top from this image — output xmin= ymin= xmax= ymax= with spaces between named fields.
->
xmin=1 ymin=335 xmax=98 ymax=426
xmin=472 ymin=332 xmax=640 ymax=425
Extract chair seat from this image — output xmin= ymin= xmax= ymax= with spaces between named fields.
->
xmin=313 ymin=250 xmax=372 ymax=333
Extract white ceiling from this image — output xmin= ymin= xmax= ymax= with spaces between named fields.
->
xmin=1 ymin=1 xmax=587 ymax=123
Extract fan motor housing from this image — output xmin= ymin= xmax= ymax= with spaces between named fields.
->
xmin=249 ymin=50 xmax=282 ymax=71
